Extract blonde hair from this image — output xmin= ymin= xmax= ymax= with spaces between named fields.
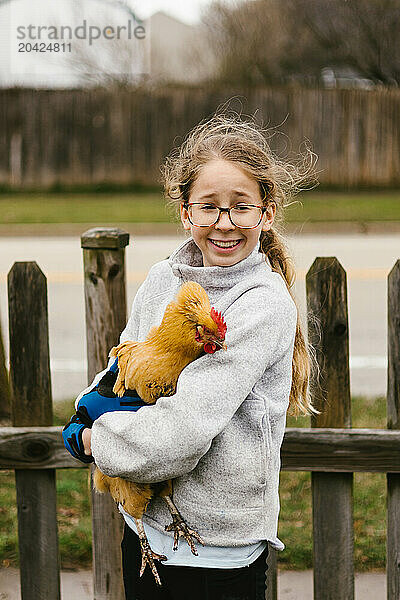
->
xmin=161 ymin=112 xmax=318 ymax=416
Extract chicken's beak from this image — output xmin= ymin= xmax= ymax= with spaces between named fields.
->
xmin=213 ymin=339 xmax=227 ymax=351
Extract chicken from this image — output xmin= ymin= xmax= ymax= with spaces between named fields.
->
xmin=92 ymin=281 xmax=227 ymax=585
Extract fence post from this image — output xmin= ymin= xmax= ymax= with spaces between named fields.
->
xmin=0 ymin=308 xmax=11 ymax=424
xmin=306 ymin=257 xmax=354 ymax=600
xmin=266 ymin=546 xmax=277 ymax=600
xmin=8 ymin=261 xmax=60 ymax=600
xmin=81 ymin=227 xmax=129 ymax=600
xmin=387 ymin=259 xmax=400 ymax=600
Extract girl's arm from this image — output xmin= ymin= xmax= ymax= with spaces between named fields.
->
xmin=91 ymin=287 xmax=297 ymax=484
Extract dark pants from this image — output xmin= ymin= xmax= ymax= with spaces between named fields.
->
xmin=121 ymin=524 xmax=268 ymax=600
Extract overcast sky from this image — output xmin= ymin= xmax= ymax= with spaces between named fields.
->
xmin=131 ymin=0 xmax=216 ymax=24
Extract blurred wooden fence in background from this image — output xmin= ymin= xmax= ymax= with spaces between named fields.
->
xmin=0 ymin=87 xmax=399 ymax=189
xmin=0 ymin=228 xmax=399 ymax=599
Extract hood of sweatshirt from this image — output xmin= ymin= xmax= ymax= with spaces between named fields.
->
xmin=168 ymin=237 xmax=271 ymax=290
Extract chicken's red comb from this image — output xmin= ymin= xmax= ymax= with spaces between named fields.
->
xmin=210 ymin=307 xmax=227 ymax=339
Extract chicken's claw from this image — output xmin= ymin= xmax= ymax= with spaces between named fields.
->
xmin=163 ymin=495 xmax=204 ymax=555
xmin=165 ymin=517 xmax=204 ymax=555
xmin=138 ymin=539 xmax=167 ymax=586
xmin=135 ymin=518 xmax=166 ymax=586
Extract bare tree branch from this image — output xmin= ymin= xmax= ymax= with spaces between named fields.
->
xmin=204 ymin=0 xmax=400 ymax=86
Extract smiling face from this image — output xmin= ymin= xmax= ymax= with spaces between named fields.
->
xmin=180 ymin=159 xmax=275 ymax=267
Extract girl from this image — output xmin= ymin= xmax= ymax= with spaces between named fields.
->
xmin=80 ymin=113 xmax=316 ymax=600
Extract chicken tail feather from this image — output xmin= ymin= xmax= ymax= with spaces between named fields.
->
xmin=93 ymin=467 xmax=111 ymax=494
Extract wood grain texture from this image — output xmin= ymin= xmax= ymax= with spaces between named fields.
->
xmin=266 ymin=546 xmax=277 ymax=600
xmin=8 ymin=262 xmax=52 ymax=427
xmin=387 ymin=475 xmax=400 ymax=600
xmin=8 ymin=262 xmax=60 ymax=600
xmin=0 ymin=310 xmax=10 ymax=425
xmin=306 ymin=257 xmax=354 ymax=600
xmin=81 ymin=227 xmax=130 ymax=250
xmin=387 ymin=260 xmax=400 ymax=429
xmin=312 ymin=472 xmax=354 ymax=595
xmin=82 ymin=228 xmax=128 ymax=600
xmin=0 ymin=426 xmax=86 ymax=469
xmin=307 ymin=257 xmax=351 ymax=428
xmin=2 ymin=427 xmax=400 ymax=472
xmin=15 ymin=469 xmax=60 ymax=600
xmin=82 ymin=245 xmax=128 ymax=382
xmin=282 ymin=428 xmax=400 ymax=472
xmin=387 ymin=260 xmax=400 ymax=600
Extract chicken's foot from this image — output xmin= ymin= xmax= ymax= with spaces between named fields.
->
xmin=134 ymin=518 xmax=167 ymax=586
xmin=163 ymin=495 xmax=204 ymax=554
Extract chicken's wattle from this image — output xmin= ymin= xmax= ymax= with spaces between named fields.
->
xmin=204 ymin=342 xmax=217 ymax=354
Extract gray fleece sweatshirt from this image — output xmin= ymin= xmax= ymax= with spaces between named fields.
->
xmin=91 ymin=237 xmax=297 ymax=547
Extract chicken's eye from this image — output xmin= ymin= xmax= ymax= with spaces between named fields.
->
xmin=203 ymin=327 xmax=214 ymax=337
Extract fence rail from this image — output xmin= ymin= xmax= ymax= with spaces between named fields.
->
xmin=0 ymin=227 xmax=398 ymax=600
xmin=1 ymin=426 xmax=400 ymax=472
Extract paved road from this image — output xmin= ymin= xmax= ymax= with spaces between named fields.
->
xmin=0 ymin=233 xmax=398 ymax=401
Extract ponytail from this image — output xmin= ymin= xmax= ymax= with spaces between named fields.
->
xmin=260 ymin=229 xmax=318 ymax=416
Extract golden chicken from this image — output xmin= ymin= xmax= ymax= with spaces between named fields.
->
xmin=92 ymin=281 xmax=227 ymax=585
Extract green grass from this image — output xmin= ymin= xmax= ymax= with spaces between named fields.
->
xmin=286 ymin=190 xmax=400 ymax=222
xmin=0 ymin=193 xmax=176 ymax=225
xmin=0 ymin=190 xmax=399 ymax=225
xmin=0 ymin=396 xmax=388 ymax=570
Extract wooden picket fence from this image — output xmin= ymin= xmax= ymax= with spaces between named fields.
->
xmin=0 ymin=227 xmax=399 ymax=600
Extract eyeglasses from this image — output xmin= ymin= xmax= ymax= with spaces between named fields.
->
xmin=182 ymin=202 xmax=268 ymax=229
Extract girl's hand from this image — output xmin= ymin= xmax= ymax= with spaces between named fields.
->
xmin=82 ymin=428 xmax=92 ymax=456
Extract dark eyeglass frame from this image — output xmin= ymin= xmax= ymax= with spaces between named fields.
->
xmin=182 ymin=202 xmax=268 ymax=229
